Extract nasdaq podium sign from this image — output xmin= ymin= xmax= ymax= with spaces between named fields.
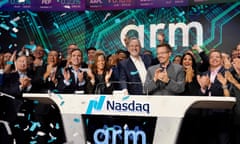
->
xmin=23 ymin=94 xmax=235 ymax=144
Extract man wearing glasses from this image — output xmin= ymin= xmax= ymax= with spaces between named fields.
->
xmin=144 ymin=43 xmax=185 ymax=95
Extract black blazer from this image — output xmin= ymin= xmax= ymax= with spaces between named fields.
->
xmin=199 ymin=66 xmax=227 ymax=96
xmin=32 ymin=65 xmax=62 ymax=93
xmin=57 ymin=67 xmax=87 ymax=93
xmin=118 ymin=54 xmax=152 ymax=95
xmin=2 ymin=71 xmax=33 ymax=99
xmin=85 ymin=72 xmax=114 ymax=94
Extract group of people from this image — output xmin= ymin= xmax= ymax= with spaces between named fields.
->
xmin=1 ymin=33 xmax=240 ymax=143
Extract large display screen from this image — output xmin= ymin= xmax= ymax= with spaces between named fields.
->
xmin=82 ymin=115 xmax=157 ymax=144
xmin=0 ymin=2 xmax=240 ymax=61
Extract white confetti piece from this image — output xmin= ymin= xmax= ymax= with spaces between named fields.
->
xmin=73 ymin=132 xmax=79 ymax=137
xmin=50 ymin=123 xmax=54 ymax=128
xmin=17 ymin=112 xmax=25 ymax=117
xmin=23 ymin=125 xmax=29 ymax=131
xmin=37 ymin=131 xmax=46 ymax=136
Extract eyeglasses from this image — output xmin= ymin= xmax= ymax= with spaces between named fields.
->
xmin=157 ymin=51 xmax=169 ymax=55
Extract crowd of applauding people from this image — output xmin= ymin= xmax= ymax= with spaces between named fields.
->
xmin=1 ymin=33 xmax=240 ymax=143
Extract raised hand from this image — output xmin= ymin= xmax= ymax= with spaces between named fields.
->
xmin=197 ymin=74 xmax=210 ymax=90
xmin=105 ymin=68 xmax=113 ymax=83
xmin=87 ymin=69 xmax=95 ymax=84
xmin=63 ymin=69 xmax=71 ymax=81
xmin=217 ymin=73 xmax=227 ymax=86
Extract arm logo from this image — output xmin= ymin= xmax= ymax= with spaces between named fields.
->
xmin=86 ymin=96 xmax=106 ymax=114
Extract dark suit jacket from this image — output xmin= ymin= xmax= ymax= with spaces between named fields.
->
xmin=57 ymin=67 xmax=87 ymax=93
xmin=85 ymin=72 xmax=114 ymax=94
xmin=197 ymin=51 xmax=209 ymax=73
xmin=119 ymin=54 xmax=152 ymax=95
xmin=199 ymin=66 xmax=227 ymax=96
xmin=228 ymin=69 xmax=240 ymax=125
xmin=33 ymin=65 xmax=62 ymax=93
xmin=2 ymin=71 xmax=33 ymax=99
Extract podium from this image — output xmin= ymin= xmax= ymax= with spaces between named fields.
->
xmin=23 ymin=93 xmax=236 ymax=144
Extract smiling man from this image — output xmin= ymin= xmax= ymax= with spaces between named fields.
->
xmin=119 ymin=37 xmax=152 ymax=95
xmin=144 ymin=43 xmax=185 ymax=95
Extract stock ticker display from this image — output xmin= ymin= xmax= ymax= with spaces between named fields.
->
xmin=0 ymin=2 xmax=240 ymax=60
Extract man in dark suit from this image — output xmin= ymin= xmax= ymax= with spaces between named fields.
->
xmin=196 ymin=49 xmax=231 ymax=144
xmin=119 ymin=37 xmax=152 ymax=95
xmin=3 ymin=55 xmax=33 ymax=98
xmin=197 ymin=49 xmax=229 ymax=96
xmin=57 ymin=49 xmax=87 ymax=93
xmin=2 ymin=54 xmax=34 ymax=143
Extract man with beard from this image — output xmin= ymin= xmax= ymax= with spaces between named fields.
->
xmin=144 ymin=43 xmax=185 ymax=95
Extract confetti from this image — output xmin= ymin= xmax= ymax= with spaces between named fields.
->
xmin=55 ymin=123 xmax=60 ymax=129
xmin=37 ymin=131 xmax=46 ymax=136
xmin=14 ymin=124 xmax=20 ymax=128
xmin=53 ymin=22 xmax=59 ymax=29
xmin=50 ymin=123 xmax=54 ymax=129
xmin=48 ymin=133 xmax=57 ymax=143
xmin=10 ymin=32 xmax=17 ymax=38
xmin=73 ymin=118 xmax=80 ymax=123
xmin=122 ymin=96 xmax=130 ymax=101
xmin=30 ymin=141 xmax=37 ymax=144
xmin=28 ymin=114 xmax=31 ymax=120
xmin=0 ymin=23 xmax=10 ymax=30
xmin=115 ymin=18 xmax=121 ymax=23
xmin=60 ymin=101 xmax=65 ymax=106
xmin=10 ymin=20 xmax=18 ymax=27
xmin=33 ymin=100 xmax=39 ymax=104
xmin=23 ymin=125 xmax=29 ymax=131
xmin=29 ymin=122 xmax=41 ymax=132
xmin=73 ymin=132 xmax=79 ymax=137
xmin=17 ymin=112 xmax=25 ymax=117
xmin=64 ymin=5 xmax=71 ymax=9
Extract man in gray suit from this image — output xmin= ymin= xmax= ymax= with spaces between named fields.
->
xmin=144 ymin=43 xmax=185 ymax=95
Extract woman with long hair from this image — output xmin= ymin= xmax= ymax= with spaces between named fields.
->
xmin=180 ymin=52 xmax=201 ymax=96
xmin=86 ymin=50 xmax=113 ymax=94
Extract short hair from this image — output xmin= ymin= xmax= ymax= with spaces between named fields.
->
xmin=157 ymin=43 xmax=172 ymax=52
xmin=127 ymin=37 xmax=141 ymax=48
xmin=87 ymin=47 xmax=96 ymax=53
xmin=68 ymin=43 xmax=78 ymax=48
xmin=209 ymin=49 xmax=222 ymax=58
xmin=116 ymin=49 xmax=129 ymax=56
xmin=16 ymin=54 xmax=27 ymax=60
xmin=71 ymin=48 xmax=83 ymax=56
xmin=157 ymin=32 xmax=165 ymax=37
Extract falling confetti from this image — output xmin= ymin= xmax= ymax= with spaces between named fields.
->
xmin=73 ymin=118 xmax=80 ymax=123
xmin=29 ymin=122 xmax=41 ymax=132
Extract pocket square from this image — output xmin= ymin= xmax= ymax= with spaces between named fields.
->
xmin=130 ymin=71 xmax=139 ymax=75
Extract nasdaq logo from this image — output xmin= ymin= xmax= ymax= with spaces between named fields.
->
xmin=86 ymin=96 xmax=150 ymax=114
xmin=107 ymin=100 xmax=150 ymax=114
xmin=86 ymin=96 xmax=106 ymax=114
